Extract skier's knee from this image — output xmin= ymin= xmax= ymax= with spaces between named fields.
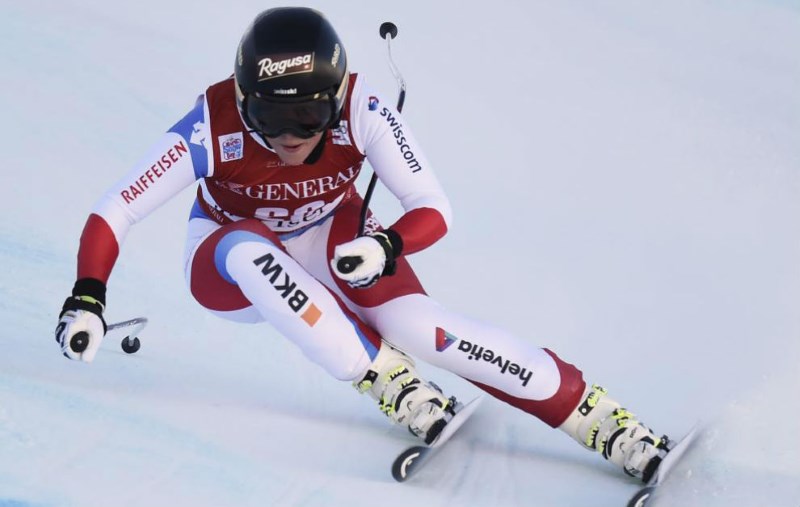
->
xmin=214 ymin=228 xmax=282 ymax=283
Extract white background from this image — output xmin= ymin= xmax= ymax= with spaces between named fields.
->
xmin=1 ymin=1 xmax=798 ymax=506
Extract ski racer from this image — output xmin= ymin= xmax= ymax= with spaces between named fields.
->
xmin=55 ymin=7 xmax=672 ymax=482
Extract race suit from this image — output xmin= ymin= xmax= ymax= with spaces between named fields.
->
xmin=74 ymin=72 xmax=585 ymax=427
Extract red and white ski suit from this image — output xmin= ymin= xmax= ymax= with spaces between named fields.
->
xmin=75 ymin=73 xmax=585 ymax=427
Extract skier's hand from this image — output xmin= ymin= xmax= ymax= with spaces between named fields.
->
xmin=55 ymin=278 xmax=107 ymax=362
xmin=331 ymin=231 xmax=401 ymax=289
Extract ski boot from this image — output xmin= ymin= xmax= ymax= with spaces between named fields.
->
xmin=354 ymin=345 xmax=456 ymax=444
xmin=559 ymin=384 xmax=672 ymax=482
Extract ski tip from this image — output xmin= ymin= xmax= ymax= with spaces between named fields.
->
xmin=391 ymin=446 xmax=427 ymax=482
xmin=626 ymin=486 xmax=654 ymax=507
xmin=390 ymin=394 xmax=485 ymax=483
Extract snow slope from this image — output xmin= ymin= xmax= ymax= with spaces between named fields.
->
xmin=1 ymin=1 xmax=798 ymax=506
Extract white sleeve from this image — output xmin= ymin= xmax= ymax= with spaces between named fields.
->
xmin=91 ymin=95 xmax=212 ymax=244
xmin=349 ymin=75 xmax=452 ymax=228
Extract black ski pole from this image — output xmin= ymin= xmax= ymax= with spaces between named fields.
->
xmin=337 ymin=21 xmax=406 ymax=275
xmin=69 ymin=316 xmax=148 ymax=355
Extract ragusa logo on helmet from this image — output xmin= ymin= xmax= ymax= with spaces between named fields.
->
xmin=257 ymin=53 xmax=314 ymax=81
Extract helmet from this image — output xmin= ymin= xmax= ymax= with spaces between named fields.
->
xmin=234 ymin=8 xmax=349 ymax=139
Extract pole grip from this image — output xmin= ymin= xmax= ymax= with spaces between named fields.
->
xmin=70 ymin=331 xmax=89 ymax=353
xmin=337 ymin=256 xmax=363 ymax=274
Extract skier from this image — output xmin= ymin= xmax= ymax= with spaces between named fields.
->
xmin=55 ymin=7 xmax=671 ymax=482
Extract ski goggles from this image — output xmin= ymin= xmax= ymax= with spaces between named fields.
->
xmin=242 ymin=92 xmax=337 ymax=139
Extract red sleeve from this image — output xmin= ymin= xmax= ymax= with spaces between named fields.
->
xmin=76 ymin=213 xmax=120 ymax=284
xmin=388 ymin=207 xmax=448 ymax=255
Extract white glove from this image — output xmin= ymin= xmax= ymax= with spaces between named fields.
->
xmin=331 ymin=232 xmax=399 ymax=289
xmin=55 ymin=279 xmax=108 ymax=363
xmin=56 ymin=308 xmax=106 ymax=362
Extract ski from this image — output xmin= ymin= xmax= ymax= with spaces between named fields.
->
xmin=391 ymin=395 xmax=484 ymax=482
xmin=626 ymin=425 xmax=702 ymax=507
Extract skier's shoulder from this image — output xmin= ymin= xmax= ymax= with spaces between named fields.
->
xmin=204 ymin=75 xmax=236 ymax=107
xmin=201 ymin=76 xmax=247 ymax=147
xmin=345 ymin=72 xmax=402 ymax=152
xmin=346 ymin=72 xmax=380 ymax=116
xmin=203 ymin=76 xmax=239 ymax=130
xmin=161 ymin=78 xmax=235 ymax=180
xmin=165 ymin=76 xmax=232 ymax=145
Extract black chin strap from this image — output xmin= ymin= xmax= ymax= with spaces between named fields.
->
xmin=303 ymin=132 xmax=327 ymax=164
xmin=255 ymin=130 xmax=272 ymax=149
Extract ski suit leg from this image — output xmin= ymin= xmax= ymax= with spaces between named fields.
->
xmin=184 ymin=216 xmax=381 ymax=381
xmin=290 ymin=197 xmax=587 ymax=428
xmin=361 ymin=296 xmax=586 ymax=427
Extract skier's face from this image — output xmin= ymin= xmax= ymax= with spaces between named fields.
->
xmin=267 ymin=132 xmax=324 ymax=165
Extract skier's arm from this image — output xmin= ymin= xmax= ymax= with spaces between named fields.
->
xmin=78 ymin=95 xmax=212 ymax=282
xmin=331 ymin=76 xmax=452 ymax=288
xmin=350 ymin=77 xmax=452 ymax=255
xmin=56 ymin=95 xmax=212 ymax=362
